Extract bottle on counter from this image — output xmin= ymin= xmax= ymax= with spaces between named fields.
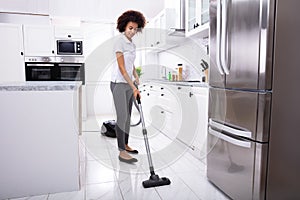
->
xmin=172 ymin=71 xmax=177 ymax=81
xmin=168 ymin=71 xmax=172 ymax=81
xmin=178 ymin=64 xmax=183 ymax=81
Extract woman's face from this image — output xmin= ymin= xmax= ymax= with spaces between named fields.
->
xmin=124 ymin=21 xmax=138 ymax=40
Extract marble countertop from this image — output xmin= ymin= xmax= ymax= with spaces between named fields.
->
xmin=142 ymin=79 xmax=209 ymax=88
xmin=0 ymin=81 xmax=82 ymax=91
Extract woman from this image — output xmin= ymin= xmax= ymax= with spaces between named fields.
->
xmin=110 ymin=10 xmax=146 ymax=163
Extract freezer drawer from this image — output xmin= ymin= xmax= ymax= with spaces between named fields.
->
xmin=207 ymin=127 xmax=268 ymax=200
xmin=208 ymin=87 xmax=271 ymax=142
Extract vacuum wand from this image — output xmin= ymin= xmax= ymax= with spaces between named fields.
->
xmin=136 ymin=95 xmax=155 ymax=175
xmin=136 ymin=94 xmax=171 ymax=188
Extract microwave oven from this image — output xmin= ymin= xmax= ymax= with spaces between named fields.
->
xmin=57 ymin=40 xmax=83 ymax=55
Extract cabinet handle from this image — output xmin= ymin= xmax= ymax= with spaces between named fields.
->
xmin=156 ymin=41 xmax=160 ymax=45
xmin=150 ymin=86 xmax=153 ymax=88
xmin=178 ymin=87 xmax=182 ymax=90
xmin=161 ymin=87 xmax=164 ymax=90
xmin=161 ymin=94 xmax=164 ymax=96
xmin=161 ymin=111 xmax=164 ymax=114
xmin=189 ymin=92 xmax=193 ymax=97
xmin=68 ymin=35 xmax=72 ymax=38
xmin=52 ymin=50 xmax=55 ymax=54
xmin=20 ymin=52 xmax=24 ymax=56
xmin=147 ymin=93 xmax=150 ymax=96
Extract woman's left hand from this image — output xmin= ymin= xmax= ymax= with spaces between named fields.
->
xmin=135 ymin=77 xmax=140 ymax=85
xmin=133 ymin=88 xmax=141 ymax=99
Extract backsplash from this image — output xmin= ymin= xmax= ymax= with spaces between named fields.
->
xmin=157 ymin=37 xmax=209 ymax=81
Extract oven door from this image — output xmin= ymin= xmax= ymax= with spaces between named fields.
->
xmin=57 ymin=63 xmax=85 ymax=84
xmin=25 ymin=63 xmax=56 ymax=81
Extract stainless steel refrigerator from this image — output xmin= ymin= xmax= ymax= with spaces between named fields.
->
xmin=207 ymin=0 xmax=300 ymax=199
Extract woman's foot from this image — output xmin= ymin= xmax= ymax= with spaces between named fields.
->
xmin=119 ymin=150 xmax=138 ymax=163
xmin=125 ymin=144 xmax=139 ymax=154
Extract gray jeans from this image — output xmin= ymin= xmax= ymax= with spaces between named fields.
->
xmin=110 ymin=82 xmax=134 ymax=151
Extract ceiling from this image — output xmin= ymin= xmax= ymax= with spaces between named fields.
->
xmin=97 ymin=0 xmax=165 ymax=22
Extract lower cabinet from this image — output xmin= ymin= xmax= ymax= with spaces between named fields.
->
xmin=140 ymin=82 xmax=208 ymax=160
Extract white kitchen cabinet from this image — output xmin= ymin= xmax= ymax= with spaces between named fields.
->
xmin=54 ymin=26 xmax=83 ymax=39
xmin=175 ymin=85 xmax=199 ymax=147
xmin=0 ymin=23 xmax=25 ymax=82
xmin=146 ymin=8 xmax=181 ymax=51
xmin=142 ymin=82 xmax=209 ymax=160
xmin=23 ymin=25 xmax=56 ymax=56
xmin=49 ymin=0 xmax=80 ymax=19
xmin=140 ymin=83 xmax=181 ymax=140
xmin=185 ymin=0 xmax=209 ymax=37
xmin=0 ymin=0 xmax=49 ymax=15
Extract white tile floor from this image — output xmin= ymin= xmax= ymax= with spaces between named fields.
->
xmin=7 ymin=115 xmax=229 ymax=200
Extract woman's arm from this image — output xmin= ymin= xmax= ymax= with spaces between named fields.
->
xmin=116 ymin=52 xmax=140 ymax=98
xmin=132 ymin=65 xmax=140 ymax=85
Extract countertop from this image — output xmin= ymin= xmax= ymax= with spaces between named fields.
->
xmin=0 ymin=81 xmax=82 ymax=91
xmin=142 ymin=79 xmax=209 ymax=88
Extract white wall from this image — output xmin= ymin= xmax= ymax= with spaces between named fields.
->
xmin=158 ymin=37 xmax=209 ymax=81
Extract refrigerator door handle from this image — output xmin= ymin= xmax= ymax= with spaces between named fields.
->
xmin=216 ymin=0 xmax=225 ymax=75
xmin=220 ymin=0 xmax=230 ymax=74
xmin=209 ymin=127 xmax=251 ymax=148
xmin=209 ymin=118 xmax=252 ymax=138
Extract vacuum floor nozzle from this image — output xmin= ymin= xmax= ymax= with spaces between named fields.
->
xmin=142 ymin=174 xmax=171 ymax=188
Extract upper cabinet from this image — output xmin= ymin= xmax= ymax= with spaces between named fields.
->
xmin=0 ymin=23 xmax=25 ymax=82
xmin=49 ymin=0 xmax=80 ymax=19
xmin=145 ymin=8 xmax=187 ymax=52
xmin=54 ymin=26 xmax=83 ymax=39
xmin=147 ymin=9 xmax=176 ymax=48
xmin=23 ymin=25 xmax=55 ymax=57
xmin=185 ymin=0 xmax=209 ymax=37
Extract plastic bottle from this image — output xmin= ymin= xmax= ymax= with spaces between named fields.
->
xmin=168 ymin=71 xmax=172 ymax=81
xmin=178 ymin=64 xmax=183 ymax=81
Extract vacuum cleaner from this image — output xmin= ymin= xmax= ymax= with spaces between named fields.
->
xmin=136 ymin=95 xmax=171 ymax=188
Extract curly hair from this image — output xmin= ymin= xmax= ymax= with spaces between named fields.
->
xmin=117 ymin=10 xmax=146 ymax=33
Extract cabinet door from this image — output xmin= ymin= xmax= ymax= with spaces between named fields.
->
xmin=49 ymin=0 xmax=80 ymax=18
xmin=185 ymin=0 xmax=209 ymax=37
xmin=54 ymin=26 xmax=83 ymax=39
xmin=23 ymin=25 xmax=55 ymax=56
xmin=175 ymin=86 xmax=199 ymax=146
xmin=0 ymin=24 xmax=25 ymax=82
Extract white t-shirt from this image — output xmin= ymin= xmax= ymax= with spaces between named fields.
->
xmin=111 ymin=33 xmax=136 ymax=83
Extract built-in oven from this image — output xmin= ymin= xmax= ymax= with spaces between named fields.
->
xmin=25 ymin=57 xmax=85 ymax=85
